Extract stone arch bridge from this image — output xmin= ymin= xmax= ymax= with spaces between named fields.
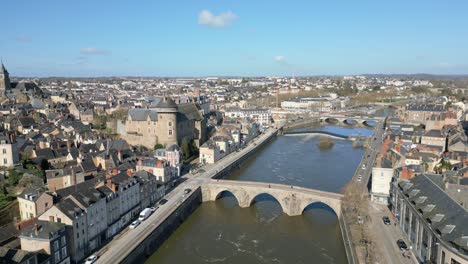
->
xmin=320 ymin=115 xmax=383 ymax=126
xmin=201 ymin=180 xmax=343 ymax=218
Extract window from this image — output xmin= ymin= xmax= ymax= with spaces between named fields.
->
xmin=168 ymin=121 xmax=173 ymax=127
xmin=2 ymin=149 xmax=6 ymax=154
xmin=54 ymin=251 xmax=60 ymax=262
xmin=168 ymin=130 xmax=173 ymax=136
xmin=53 ymin=240 xmax=59 ymax=250
xmin=61 ymin=236 xmax=66 ymax=246
xmin=57 ymin=217 xmax=61 ymax=223
xmin=61 ymin=247 xmax=67 ymax=257
xmin=3 ymin=159 xmax=6 ymax=165
xmin=77 ymin=232 xmax=79 ymax=238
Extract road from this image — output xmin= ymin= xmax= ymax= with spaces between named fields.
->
xmin=352 ymin=119 xmax=386 ymax=191
xmin=95 ymin=128 xmax=279 ymax=264
xmin=367 ymin=203 xmax=418 ymax=264
xmin=350 ymin=118 xmax=418 ymax=264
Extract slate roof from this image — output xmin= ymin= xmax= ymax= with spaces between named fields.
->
xmin=19 ymin=220 xmax=66 ymax=240
xmin=0 ymin=247 xmax=36 ymax=264
xmin=128 ymin=109 xmax=158 ymax=122
xmin=398 ymin=174 xmax=468 ymax=255
xmin=424 ymin=129 xmax=444 ymax=138
xmin=177 ymin=103 xmax=203 ymax=121
xmin=18 ymin=188 xmax=47 ymax=202
xmin=407 ymin=103 xmax=446 ymax=112
xmin=18 ymin=117 xmax=36 ymax=127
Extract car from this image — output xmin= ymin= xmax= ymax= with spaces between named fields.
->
xmin=85 ymin=255 xmax=98 ymax=264
xmin=184 ymin=188 xmax=192 ymax=194
xmin=198 ymin=169 xmax=206 ymax=173
xmin=397 ymin=239 xmax=408 ymax=251
xmin=150 ymin=206 xmax=158 ymax=212
xmin=382 ymin=216 xmax=391 ymax=225
xmin=357 ymin=177 xmax=362 ymax=181
xmin=159 ymin=198 xmax=168 ymax=205
xmin=129 ymin=220 xmax=140 ymax=229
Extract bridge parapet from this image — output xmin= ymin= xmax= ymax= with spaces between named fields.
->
xmin=201 ymin=180 xmax=343 ymax=218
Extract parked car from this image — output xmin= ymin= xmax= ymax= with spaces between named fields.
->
xmin=357 ymin=176 xmax=362 ymax=181
xmin=184 ymin=188 xmax=192 ymax=194
xmin=397 ymin=239 xmax=408 ymax=251
xmin=159 ymin=198 xmax=168 ymax=205
xmin=382 ymin=216 xmax=391 ymax=225
xmin=85 ymin=255 xmax=98 ymax=264
xmin=150 ymin=206 xmax=158 ymax=212
xmin=129 ymin=220 xmax=140 ymax=229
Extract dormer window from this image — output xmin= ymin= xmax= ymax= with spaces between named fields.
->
xmin=440 ymin=225 xmax=455 ymax=234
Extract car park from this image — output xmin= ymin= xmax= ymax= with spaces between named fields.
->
xmin=129 ymin=220 xmax=140 ymax=229
xmin=85 ymin=255 xmax=98 ymax=264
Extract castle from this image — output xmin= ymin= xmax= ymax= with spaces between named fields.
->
xmin=122 ymin=96 xmax=207 ymax=149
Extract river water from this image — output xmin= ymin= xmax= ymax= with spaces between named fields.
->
xmin=146 ymin=125 xmax=373 ymax=264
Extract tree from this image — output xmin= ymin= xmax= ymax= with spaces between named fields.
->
xmin=181 ymin=137 xmax=191 ymax=160
xmin=154 ymin=144 xmax=164 ymax=150
xmin=7 ymin=169 xmax=22 ymax=186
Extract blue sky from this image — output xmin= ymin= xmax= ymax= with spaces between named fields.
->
xmin=2 ymin=0 xmax=468 ymax=77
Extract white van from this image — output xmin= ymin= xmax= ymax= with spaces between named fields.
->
xmin=139 ymin=208 xmax=152 ymax=221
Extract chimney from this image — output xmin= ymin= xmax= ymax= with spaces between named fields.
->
xmin=34 ymin=223 xmax=39 ymax=235
xmin=117 ymin=150 xmax=122 ymax=162
xmin=106 ymin=179 xmax=112 ymax=187
xmin=49 ymin=216 xmax=55 ymax=222
xmin=66 ymin=140 xmax=71 ymax=151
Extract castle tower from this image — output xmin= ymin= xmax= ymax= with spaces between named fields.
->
xmin=155 ymin=96 xmax=178 ymax=146
xmin=0 ymin=62 xmax=12 ymax=92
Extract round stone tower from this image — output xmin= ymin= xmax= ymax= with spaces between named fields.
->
xmin=155 ymin=96 xmax=178 ymax=146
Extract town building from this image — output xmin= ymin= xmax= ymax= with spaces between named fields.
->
xmin=0 ymin=62 xmax=12 ymax=93
xmin=19 ymin=220 xmax=71 ymax=264
xmin=370 ymin=157 xmax=394 ymax=204
xmin=0 ymin=134 xmax=19 ymax=168
xmin=223 ymin=108 xmax=272 ymax=125
xmin=391 ymin=174 xmax=468 ymax=264
xmin=18 ymin=188 xmax=53 ymax=221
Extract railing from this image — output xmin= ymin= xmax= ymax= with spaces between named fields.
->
xmin=339 ymin=208 xmax=357 ymax=264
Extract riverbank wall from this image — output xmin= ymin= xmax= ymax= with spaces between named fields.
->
xmin=121 ymin=188 xmax=202 ymax=264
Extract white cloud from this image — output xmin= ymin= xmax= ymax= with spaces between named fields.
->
xmin=275 ymin=55 xmax=285 ymax=62
xmin=198 ymin=10 xmax=238 ymax=28
xmin=80 ymin=47 xmax=109 ymax=55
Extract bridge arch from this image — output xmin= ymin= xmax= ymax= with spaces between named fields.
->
xmin=211 ymin=188 xmax=250 ymax=207
xmin=301 ymin=201 xmax=339 ymax=217
xmin=324 ymin=117 xmax=339 ymax=124
xmin=215 ymin=190 xmax=240 ymax=205
xmin=343 ymin=119 xmax=357 ymax=126
xmin=362 ymin=120 xmax=377 ymax=127
xmin=249 ymin=192 xmax=287 ymax=213
xmin=299 ymin=199 xmax=341 ymax=218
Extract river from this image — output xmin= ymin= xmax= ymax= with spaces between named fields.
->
xmin=146 ymin=125 xmax=373 ymax=264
